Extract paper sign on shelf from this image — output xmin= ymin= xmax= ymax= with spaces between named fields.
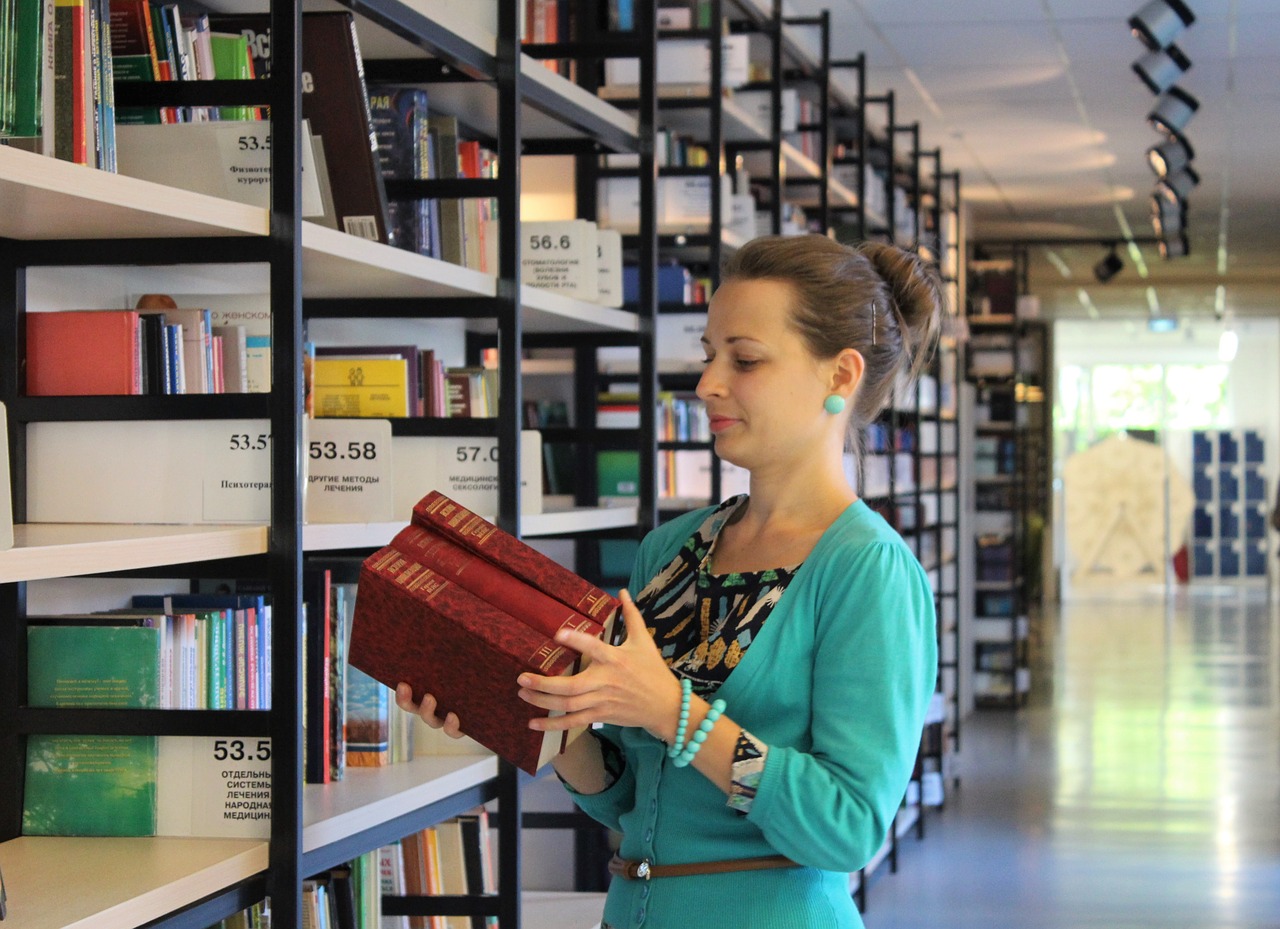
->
xmin=203 ymin=424 xmax=274 ymax=523
xmin=392 ymin=430 xmax=543 ymax=517
xmin=304 ymin=417 xmax=394 ymax=524
xmin=522 ymin=220 xmax=599 ymax=301
xmin=116 ymin=120 xmax=324 ymax=217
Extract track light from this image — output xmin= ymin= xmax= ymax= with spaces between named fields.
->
xmin=1133 ymin=44 xmax=1191 ymax=94
xmin=1129 ymin=0 xmax=1196 ymax=51
xmin=1156 ymin=166 xmax=1199 ymax=205
xmin=1158 ymin=233 xmax=1190 ymax=259
xmin=1148 ymin=87 xmax=1199 ymax=141
xmin=1148 ymin=138 xmax=1194 ymax=177
xmin=1093 ymin=245 xmax=1124 ymax=283
xmin=1151 ymin=195 xmax=1185 ymax=237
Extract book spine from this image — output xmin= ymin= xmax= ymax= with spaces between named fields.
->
xmin=390 ymin=523 xmax=603 ymax=643
xmin=412 ymin=491 xmax=621 ymax=625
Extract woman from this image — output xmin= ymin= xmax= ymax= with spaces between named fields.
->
xmin=399 ymin=234 xmax=941 ymax=928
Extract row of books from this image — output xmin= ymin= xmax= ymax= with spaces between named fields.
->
xmin=110 ymin=0 xmax=261 ymax=126
xmin=25 ymin=305 xmax=261 ymax=397
xmin=309 ymin=345 xmax=500 ymax=420
xmin=202 ymin=814 xmax=499 ymax=929
xmin=595 ymin=390 xmax=710 ymax=442
xmin=305 ymin=570 xmax=416 ymax=785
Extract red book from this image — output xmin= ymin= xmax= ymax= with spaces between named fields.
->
xmin=390 ymin=523 xmax=605 ymax=643
xmin=411 ymin=491 xmax=620 ymax=629
xmin=349 ymin=492 xmax=621 ymax=774
xmin=25 ymin=310 xmax=142 ymax=396
xmin=351 ymin=549 xmax=583 ymax=775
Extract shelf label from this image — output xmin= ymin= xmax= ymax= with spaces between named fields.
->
xmin=158 ymin=736 xmax=272 ymax=838
xmin=203 ymin=421 xmax=273 ymax=522
xmin=305 ymin=417 xmax=394 ymax=523
xmin=522 ymin=220 xmax=599 ymax=301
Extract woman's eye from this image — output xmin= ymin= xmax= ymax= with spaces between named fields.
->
xmin=734 ymin=358 xmax=760 ymax=369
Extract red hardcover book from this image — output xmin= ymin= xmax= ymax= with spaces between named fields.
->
xmin=25 ymin=310 xmax=142 ymax=395
xmin=389 ymin=522 xmax=606 ymax=643
xmin=411 ymin=490 xmax=621 ymax=630
xmin=350 ymin=548 xmax=587 ymax=775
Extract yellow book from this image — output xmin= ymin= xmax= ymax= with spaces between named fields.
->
xmin=313 ymin=358 xmax=409 ymax=418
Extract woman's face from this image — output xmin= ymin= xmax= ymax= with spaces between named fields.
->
xmin=696 ymin=277 xmax=839 ymax=475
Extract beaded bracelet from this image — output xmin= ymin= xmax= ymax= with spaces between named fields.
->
xmin=673 ymin=697 xmax=727 ymax=768
xmin=666 ymin=678 xmax=692 ymax=759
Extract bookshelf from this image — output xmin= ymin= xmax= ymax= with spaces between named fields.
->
xmin=0 ymin=2 xmax=655 ymax=929
xmin=963 ymin=248 xmax=1048 ymax=710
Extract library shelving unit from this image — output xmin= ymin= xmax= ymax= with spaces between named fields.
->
xmin=963 ymin=247 xmax=1048 ymax=709
xmin=0 ymin=2 xmax=656 ymax=928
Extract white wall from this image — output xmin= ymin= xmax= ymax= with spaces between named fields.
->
xmin=1052 ymin=317 xmax=1280 ymax=588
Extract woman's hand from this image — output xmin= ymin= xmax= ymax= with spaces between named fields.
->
xmin=517 ymin=589 xmax=683 ymax=743
xmin=394 ymin=683 xmax=465 ymax=739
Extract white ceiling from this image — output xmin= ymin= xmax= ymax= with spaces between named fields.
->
xmin=784 ymin=0 xmax=1280 ymax=319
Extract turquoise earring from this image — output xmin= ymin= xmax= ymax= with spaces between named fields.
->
xmin=824 ymin=394 xmax=846 ymax=415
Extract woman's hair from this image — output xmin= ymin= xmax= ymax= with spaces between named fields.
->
xmin=721 ymin=234 xmax=944 ymax=434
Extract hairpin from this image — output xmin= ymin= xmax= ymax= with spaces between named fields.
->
xmin=871 ymin=302 xmax=878 ymax=346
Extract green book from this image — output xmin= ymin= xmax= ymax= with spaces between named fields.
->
xmin=22 ymin=624 xmax=161 ymax=836
xmin=208 ymin=32 xmax=253 ymax=121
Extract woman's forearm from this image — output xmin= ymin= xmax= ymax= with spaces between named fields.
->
xmin=551 ymin=729 xmax=611 ymax=795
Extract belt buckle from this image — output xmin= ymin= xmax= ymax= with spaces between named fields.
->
xmin=634 ymin=858 xmax=652 ymax=880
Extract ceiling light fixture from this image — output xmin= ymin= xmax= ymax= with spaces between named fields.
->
xmin=1133 ymin=44 xmax=1191 ymax=94
xmin=1156 ymin=165 xmax=1200 ymax=205
xmin=1129 ymin=0 xmax=1196 ymax=51
xmin=1151 ymin=196 xmax=1185 ymax=237
xmin=1148 ymin=137 xmax=1194 ymax=177
xmin=1148 ymin=87 xmax=1199 ymax=141
xmin=1093 ymin=244 xmax=1124 ymax=283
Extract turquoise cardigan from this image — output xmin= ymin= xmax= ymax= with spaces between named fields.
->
xmin=568 ymin=500 xmax=938 ymax=929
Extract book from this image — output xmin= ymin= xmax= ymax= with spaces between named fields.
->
xmin=427 ymin=114 xmax=464 ymax=266
xmin=314 ymin=344 xmax=422 ymax=416
xmin=107 ymin=0 xmax=163 ymax=124
xmin=348 ymin=491 xmax=620 ymax=774
xmin=23 ymin=623 xmax=161 ymax=835
xmin=25 ymin=309 xmax=142 ymax=395
xmin=312 ymin=356 xmax=410 ymax=418
xmin=368 ymin=84 xmax=438 ymax=259
xmin=208 ymin=11 xmax=390 ymax=243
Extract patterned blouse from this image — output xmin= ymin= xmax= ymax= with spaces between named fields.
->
xmin=616 ymin=494 xmax=801 ymax=814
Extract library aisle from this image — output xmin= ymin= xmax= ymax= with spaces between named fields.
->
xmin=865 ymin=585 xmax=1280 ymax=929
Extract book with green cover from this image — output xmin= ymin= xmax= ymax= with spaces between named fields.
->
xmin=22 ymin=623 xmax=161 ymax=836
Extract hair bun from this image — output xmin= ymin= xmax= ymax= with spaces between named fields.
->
xmin=857 ymin=241 xmax=944 ymax=367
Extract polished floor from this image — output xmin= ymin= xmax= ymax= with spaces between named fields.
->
xmin=864 ymin=584 xmax=1280 ymax=929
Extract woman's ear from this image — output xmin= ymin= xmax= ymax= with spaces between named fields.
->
xmin=830 ymin=348 xmax=864 ymax=398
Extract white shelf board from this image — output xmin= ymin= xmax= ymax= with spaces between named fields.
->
xmin=651 ymin=95 xmax=769 ymax=145
xmin=302 ymin=224 xmax=637 ymax=332
xmin=302 ymin=222 xmax=495 ymax=300
xmin=303 ymin=752 xmax=498 ymax=852
xmin=0 ymin=145 xmax=267 ymax=241
xmin=0 ymin=835 xmax=267 ymax=929
xmin=303 ymin=502 xmax=639 ymax=550
xmin=0 ymin=523 xmax=269 ymax=584
xmin=495 ymin=287 xmax=638 ymax=335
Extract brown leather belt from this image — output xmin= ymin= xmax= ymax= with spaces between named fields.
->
xmin=608 ymin=853 xmax=799 ymax=880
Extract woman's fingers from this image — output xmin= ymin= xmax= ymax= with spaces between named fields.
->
xmin=395 ymin=682 xmax=465 ymax=739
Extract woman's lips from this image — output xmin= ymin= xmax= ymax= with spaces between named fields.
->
xmin=708 ymin=416 xmax=739 ymax=433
